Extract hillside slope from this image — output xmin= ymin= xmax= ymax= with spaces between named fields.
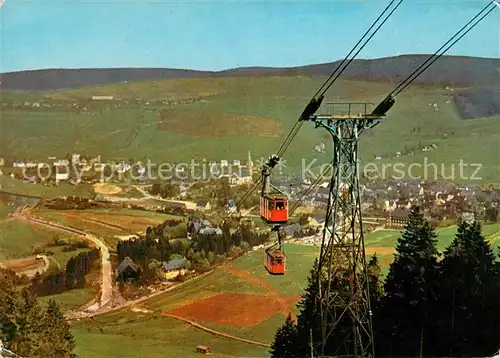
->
xmin=1 ymin=55 xmax=499 ymax=91
xmin=1 ymin=75 xmax=499 ymax=183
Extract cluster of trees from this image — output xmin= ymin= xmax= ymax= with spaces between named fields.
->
xmin=0 ymin=273 xmax=75 ymax=357
xmin=485 ymin=205 xmax=498 ymax=222
xmin=31 ymin=249 xmax=100 ymax=296
xmin=0 ymin=268 xmax=29 ymax=286
xmin=271 ymin=207 xmax=500 ymax=357
xmin=117 ymin=220 xmax=267 ymax=282
xmin=51 ymin=236 xmax=91 ymax=252
xmin=186 ymin=178 xmax=259 ymax=209
xmin=44 ymin=196 xmax=94 ymax=210
xmin=149 ymin=182 xmax=180 ymax=199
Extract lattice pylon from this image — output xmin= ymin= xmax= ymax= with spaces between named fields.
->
xmin=311 ymin=115 xmax=379 ymax=357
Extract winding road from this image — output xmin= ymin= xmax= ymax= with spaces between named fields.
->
xmin=12 ymin=207 xmax=113 ymax=312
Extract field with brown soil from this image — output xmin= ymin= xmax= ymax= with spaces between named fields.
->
xmin=35 ymin=209 xmax=172 ymax=237
xmin=4 ymin=257 xmax=44 ymax=273
xmin=162 ymin=264 xmax=299 ymax=330
xmin=167 ymin=292 xmax=298 ymax=327
xmin=157 ymin=110 xmax=283 ymax=138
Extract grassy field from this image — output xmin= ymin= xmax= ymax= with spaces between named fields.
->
xmin=232 ymin=243 xmax=319 ymax=296
xmin=365 ymin=223 xmax=500 ymax=275
xmin=0 ymin=176 xmax=93 ymax=198
xmin=0 ymin=220 xmax=56 ymax=261
xmin=71 ymin=313 xmax=269 ymax=358
xmin=38 ymin=288 xmax=95 ymax=311
xmin=70 ymin=243 xmax=312 ymax=358
xmin=0 ymin=201 xmax=15 ymax=220
xmin=33 ymin=207 xmax=184 ymax=247
xmin=70 ymin=222 xmax=500 ymax=357
xmin=2 ymin=76 xmax=499 ymax=183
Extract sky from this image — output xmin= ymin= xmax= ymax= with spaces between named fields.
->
xmin=0 ymin=0 xmax=499 ymax=73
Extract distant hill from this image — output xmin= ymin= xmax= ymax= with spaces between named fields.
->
xmin=454 ymin=87 xmax=500 ymax=119
xmin=1 ymin=55 xmax=499 ymax=91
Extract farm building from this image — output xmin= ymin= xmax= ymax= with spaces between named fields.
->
xmin=196 ymin=345 xmax=211 ymax=354
xmin=307 ymin=215 xmax=325 ymax=228
xmin=385 ymin=208 xmax=410 ymax=228
xmin=196 ymin=201 xmax=211 ymax=211
xmin=115 ymin=256 xmax=140 ymax=282
xmin=91 ymin=96 xmax=114 ymax=100
xmin=162 ymin=258 xmax=190 ymax=280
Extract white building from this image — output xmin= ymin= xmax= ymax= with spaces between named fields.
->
xmin=92 ymin=96 xmax=114 ymax=101
xmin=72 ymin=153 xmax=80 ymax=164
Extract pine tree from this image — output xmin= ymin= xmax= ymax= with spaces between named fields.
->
xmin=434 ymin=221 xmax=500 ymax=356
xmin=270 ymin=259 xmax=320 ymax=357
xmin=36 ymin=300 xmax=76 ymax=358
xmin=0 ymin=273 xmax=19 ymax=349
xmin=14 ymin=288 xmax=44 ymax=357
xmin=367 ymin=254 xmax=383 ymax=308
xmin=376 ymin=206 xmax=439 ymax=357
xmin=269 ymin=313 xmax=299 ymax=358
xmin=294 ymin=259 xmax=322 ymax=356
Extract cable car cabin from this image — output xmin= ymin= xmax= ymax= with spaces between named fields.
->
xmin=265 ymin=248 xmax=285 ymax=275
xmin=260 ymin=195 xmax=288 ymax=224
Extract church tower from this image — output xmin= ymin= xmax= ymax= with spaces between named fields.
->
xmin=247 ymin=150 xmax=253 ymax=174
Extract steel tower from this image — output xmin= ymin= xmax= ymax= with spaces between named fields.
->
xmin=305 ymin=102 xmax=384 ymax=357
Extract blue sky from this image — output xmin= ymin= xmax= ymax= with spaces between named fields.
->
xmin=0 ymin=0 xmax=499 ymax=73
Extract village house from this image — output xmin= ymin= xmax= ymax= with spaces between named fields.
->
xmin=226 ymin=199 xmax=237 ymax=213
xmin=395 ymin=198 xmax=412 ymax=210
xmin=385 ymin=208 xmax=410 ymax=228
xmin=308 ymin=215 xmax=326 ymax=228
xmin=199 ymin=226 xmax=222 ymax=235
xmin=115 ymin=256 xmax=140 ymax=282
xmin=460 ymin=211 xmax=475 ymax=223
xmin=384 ymin=200 xmax=397 ymax=212
xmin=162 ymin=258 xmax=190 ymax=280
xmin=229 ymin=170 xmax=253 ymax=185
xmin=196 ymin=201 xmax=211 ymax=211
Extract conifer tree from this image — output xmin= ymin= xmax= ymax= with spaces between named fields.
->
xmin=294 ymin=259 xmax=322 ymax=356
xmin=434 ymin=221 xmax=500 ymax=357
xmin=376 ymin=206 xmax=439 ymax=357
xmin=271 ymin=259 xmax=320 ymax=356
xmin=36 ymin=300 xmax=76 ymax=358
xmin=0 ymin=273 xmax=19 ymax=348
xmin=367 ymin=254 xmax=383 ymax=308
xmin=269 ymin=313 xmax=299 ymax=358
xmin=14 ymin=288 xmax=44 ymax=357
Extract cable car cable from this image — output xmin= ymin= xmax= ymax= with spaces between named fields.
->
xmin=317 ymin=0 xmax=404 ymax=97
xmin=390 ymin=2 xmax=496 ymax=97
xmin=289 ymin=166 xmax=332 ymax=216
xmin=312 ymin=0 xmax=403 ymax=99
xmin=372 ymin=2 xmax=497 ymax=116
xmin=288 ymin=2 xmax=498 ymax=218
xmin=222 ymin=0 xmax=405 ymax=224
xmin=276 ymin=0 xmax=404 ymax=159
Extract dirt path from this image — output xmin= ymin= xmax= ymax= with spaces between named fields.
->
xmin=224 ymin=266 xmax=279 ymax=295
xmin=65 ymin=269 xmax=217 ymax=320
xmin=161 ymin=313 xmax=270 ymax=348
xmin=12 ymin=211 xmax=113 ymax=312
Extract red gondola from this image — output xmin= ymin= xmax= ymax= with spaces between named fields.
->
xmin=265 ymin=247 xmax=285 ymax=275
xmin=260 ymin=154 xmax=288 ymax=274
xmin=260 ymin=194 xmax=288 ymax=224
